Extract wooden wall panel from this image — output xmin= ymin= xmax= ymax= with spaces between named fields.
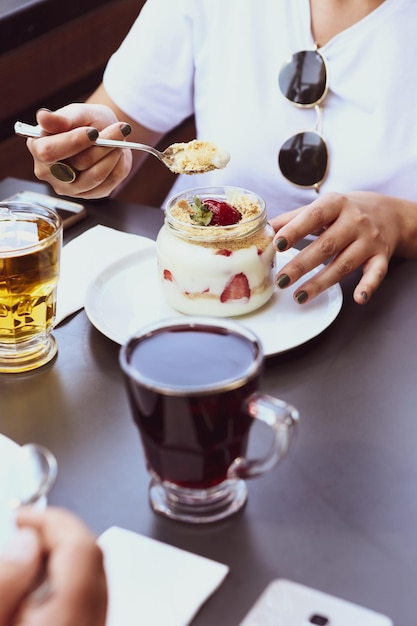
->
xmin=0 ymin=0 xmax=196 ymax=207
xmin=0 ymin=0 xmax=142 ymax=193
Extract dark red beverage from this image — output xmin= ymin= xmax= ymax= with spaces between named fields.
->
xmin=120 ymin=321 xmax=262 ymax=489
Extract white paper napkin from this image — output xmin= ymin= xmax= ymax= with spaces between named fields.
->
xmin=56 ymin=225 xmax=155 ymax=325
xmin=97 ymin=526 xmax=229 ymax=626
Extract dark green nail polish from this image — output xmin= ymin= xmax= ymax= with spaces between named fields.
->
xmin=276 ymin=274 xmax=291 ymax=289
xmin=295 ymin=290 xmax=308 ymax=304
xmin=361 ymin=291 xmax=368 ymax=302
xmin=275 ymin=237 xmax=288 ymax=252
xmin=87 ymin=127 xmax=99 ymax=141
xmin=120 ymin=123 xmax=132 ymax=137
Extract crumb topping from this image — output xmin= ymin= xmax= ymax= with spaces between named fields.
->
xmin=166 ymin=140 xmax=230 ymax=174
xmin=167 ymin=193 xmax=271 ymax=250
xmin=171 ymin=194 xmax=260 ymax=223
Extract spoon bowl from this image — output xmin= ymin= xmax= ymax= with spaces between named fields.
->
xmin=10 ymin=443 xmax=58 ymax=508
xmin=0 ymin=439 xmax=58 ymax=553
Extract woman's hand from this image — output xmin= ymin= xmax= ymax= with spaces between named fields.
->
xmin=270 ymin=191 xmax=417 ymax=304
xmin=26 ymin=104 xmax=133 ymax=199
xmin=0 ymin=507 xmax=107 ymax=626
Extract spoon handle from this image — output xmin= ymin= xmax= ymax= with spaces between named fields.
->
xmin=14 ymin=121 xmax=44 ymax=138
xmin=14 ymin=121 xmax=163 ymax=159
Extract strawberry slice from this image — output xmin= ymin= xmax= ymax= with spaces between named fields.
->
xmin=190 ymin=196 xmax=242 ymax=226
xmin=203 ymin=199 xmax=242 ymax=226
xmin=220 ymin=273 xmax=250 ymax=302
xmin=163 ymin=269 xmax=174 ymax=281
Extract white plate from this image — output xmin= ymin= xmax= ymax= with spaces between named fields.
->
xmin=0 ymin=434 xmax=47 ymax=551
xmin=84 ymin=244 xmax=342 ymax=356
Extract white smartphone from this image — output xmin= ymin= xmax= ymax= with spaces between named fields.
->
xmin=2 ymin=190 xmax=87 ymax=230
xmin=239 ymin=579 xmax=393 ymax=626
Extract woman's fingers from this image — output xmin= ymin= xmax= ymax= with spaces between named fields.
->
xmin=68 ymin=122 xmax=131 ymax=172
xmin=14 ymin=507 xmax=107 ymax=626
xmin=278 ymin=248 xmax=388 ymax=305
xmin=36 ymin=104 xmax=117 ymax=135
xmin=271 ymin=194 xmax=344 ymax=247
xmin=28 ymin=126 xmax=99 ymax=165
xmin=28 ymin=108 xmax=134 ymax=197
xmin=0 ymin=529 xmax=42 ymax=626
xmin=352 ymin=254 xmax=389 ymax=304
xmin=272 ymin=192 xmax=396 ymax=304
xmin=275 ymin=240 xmax=366 ymax=304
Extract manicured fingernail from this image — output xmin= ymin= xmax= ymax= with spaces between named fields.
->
xmin=276 ymin=274 xmax=291 ymax=289
xmin=0 ymin=529 xmax=39 ymax=562
xmin=360 ymin=291 xmax=368 ymax=302
xmin=295 ymin=290 xmax=308 ymax=304
xmin=120 ymin=123 xmax=132 ymax=137
xmin=37 ymin=107 xmax=51 ymax=113
xmin=87 ymin=127 xmax=99 ymax=141
xmin=275 ymin=237 xmax=288 ymax=252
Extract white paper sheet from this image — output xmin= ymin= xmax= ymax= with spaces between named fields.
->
xmin=98 ymin=526 xmax=229 ymax=626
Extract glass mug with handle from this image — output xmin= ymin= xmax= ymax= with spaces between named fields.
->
xmin=119 ymin=317 xmax=299 ymax=524
xmin=0 ymin=201 xmax=62 ymax=373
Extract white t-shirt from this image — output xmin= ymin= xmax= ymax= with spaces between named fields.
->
xmin=104 ymin=0 xmax=417 ymax=217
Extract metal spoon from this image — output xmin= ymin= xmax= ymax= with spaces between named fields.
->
xmin=0 ymin=444 xmax=56 ymax=547
xmin=9 ymin=443 xmax=58 ymax=508
xmin=4 ymin=444 xmax=58 ymax=604
xmin=14 ymin=121 xmax=230 ymax=175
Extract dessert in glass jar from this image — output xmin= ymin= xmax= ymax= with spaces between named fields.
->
xmin=156 ymin=186 xmax=276 ymax=316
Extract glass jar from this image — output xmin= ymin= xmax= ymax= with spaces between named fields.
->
xmin=156 ymin=186 xmax=276 ymax=317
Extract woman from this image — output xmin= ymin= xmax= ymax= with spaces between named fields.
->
xmin=25 ymin=0 xmax=417 ymax=304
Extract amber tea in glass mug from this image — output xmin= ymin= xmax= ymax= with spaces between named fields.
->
xmin=120 ymin=317 xmax=299 ymax=523
xmin=0 ymin=202 xmax=62 ymax=373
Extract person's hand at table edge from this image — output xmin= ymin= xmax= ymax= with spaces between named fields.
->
xmin=270 ymin=191 xmax=417 ymax=304
xmin=0 ymin=506 xmax=107 ymax=626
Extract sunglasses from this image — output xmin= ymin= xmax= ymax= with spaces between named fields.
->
xmin=278 ymin=48 xmax=329 ymax=192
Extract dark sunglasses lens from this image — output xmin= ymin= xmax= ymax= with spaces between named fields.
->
xmin=278 ymin=131 xmax=328 ymax=187
xmin=279 ymin=50 xmax=326 ymax=106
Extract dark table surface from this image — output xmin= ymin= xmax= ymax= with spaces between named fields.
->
xmin=0 ymin=177 xmax=416 ymax=626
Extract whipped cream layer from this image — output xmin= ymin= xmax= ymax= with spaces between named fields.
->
xmin=156 ymin=190 xmax=275 ymax=317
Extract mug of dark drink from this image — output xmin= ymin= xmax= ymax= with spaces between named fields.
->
xmin=119 ymin=317 xmax=299 ymax=524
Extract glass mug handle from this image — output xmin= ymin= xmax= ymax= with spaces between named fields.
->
xmin=227 ymin=392 xmax=299 ymax=480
